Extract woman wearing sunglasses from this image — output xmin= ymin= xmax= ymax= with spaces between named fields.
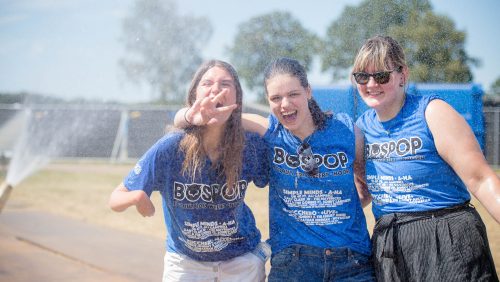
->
xmin=352 ymin=35 xmax=499 ymax=281
xmin=176 ymin=57 xmax=375 ymax=281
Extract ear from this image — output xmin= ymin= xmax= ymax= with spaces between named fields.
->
xmin=401 ymin=66 xmax=409 ymax=85
xmin=306 ymin=85 xmax=312 ymax=99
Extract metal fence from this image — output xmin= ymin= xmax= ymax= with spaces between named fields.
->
xmin=484 ymin=107 xmax=500 ymax=167
xmin=0 ymin=104 xmax=499 ymax=167
xmin=0 ymin=103 xmax=269 ymax=162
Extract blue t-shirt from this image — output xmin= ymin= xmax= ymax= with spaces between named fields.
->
xmin=124 ymin=131 xmax=269 ymax=261
xmin=263 ymin=113 xmax=371 ymax=255
xmin=356 ymin=94 xmax=470 ymax=219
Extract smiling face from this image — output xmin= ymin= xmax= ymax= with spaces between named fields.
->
xmin=352 ymin=36 xmax=409 ymax=121
xmin=356 ymin=64 xmax=407 ymax=120
xmin=266 ymin=74 xmax=314 ymax=138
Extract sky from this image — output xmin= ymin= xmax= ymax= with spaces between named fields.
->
xmin=0 ymin=0 xmax=499 ymax=103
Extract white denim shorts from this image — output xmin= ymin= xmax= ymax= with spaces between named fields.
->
xmin=162 ymin=249 xmax=265 ymax=282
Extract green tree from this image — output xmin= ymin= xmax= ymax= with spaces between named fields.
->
xmin=490 ymin=77 xmax=500 ymax=96
xmin=320 ymin=0 xmax=431 ymax=80
xmin=320 ymin=0 xmax=477 ymax=83
xmin=390 ymin=11 xmax=479 ymax=82
xmin=120 ymin=0 xmax=212 ymax=103
xmin=228 ymin=11 xmax=319 ymax=102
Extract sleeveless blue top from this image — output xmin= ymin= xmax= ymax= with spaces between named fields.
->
xmin=356 ymin=94 xmax=470 ymax=219
xmin=263 ymin=113 xmax=371 ymax=255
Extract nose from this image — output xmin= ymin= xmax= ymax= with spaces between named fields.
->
xmin=210 ymin=82 xmax=222 ymax=95
xmin=281 ymin=96 xmax=291 ymax=108
xmin=366 ymin=76 xmax=378 ymax=87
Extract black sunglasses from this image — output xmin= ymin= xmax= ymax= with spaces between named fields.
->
xmin=353 ymin=67 xmax=402 ymax=85
xmin=297 ymin=142 xmax=319 ymax=176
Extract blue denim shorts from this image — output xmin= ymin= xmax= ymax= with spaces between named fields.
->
xmin=268 ymin=245 xmax=375 ymax=282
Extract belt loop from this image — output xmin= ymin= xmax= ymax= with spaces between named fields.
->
xmin=294 ymin=245 xmax=300 ymax=258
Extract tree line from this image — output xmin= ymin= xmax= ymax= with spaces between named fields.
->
xmin=120 ymin=0 xmax=500 ymax=103
xmin=5 ymin=0 xmax=499 ymax=105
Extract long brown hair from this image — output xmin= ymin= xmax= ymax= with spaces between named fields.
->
xmin=179 ymin=60 xmax=245 ymax=192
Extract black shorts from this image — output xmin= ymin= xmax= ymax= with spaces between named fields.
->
xmin=372 ymin=202 xmax=498 ymax=282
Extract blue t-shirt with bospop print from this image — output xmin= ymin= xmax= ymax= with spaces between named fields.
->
xmin=124 ymin=131 xmax=269 ymax=262
xmin=356 ymin=94 xmax=470 ymax=219
xmin=263 ymin=113 xmax=371 ymax=256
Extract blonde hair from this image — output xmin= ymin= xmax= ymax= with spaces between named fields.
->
xmin=179 ymin=60 xmax=245 ymax=191
xmin=352 ymin=35 xmax=407 ymax=74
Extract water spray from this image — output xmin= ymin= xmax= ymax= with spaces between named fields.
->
xmin=0 ymin=181 xmax=13 ymax=213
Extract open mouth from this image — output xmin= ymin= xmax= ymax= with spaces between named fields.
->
xmin=216 ymin=102 xmax=223 ymax=108
xmin=281 ymin=110 xmax=297 ymax=123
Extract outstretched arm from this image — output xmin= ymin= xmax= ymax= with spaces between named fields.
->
xmin=173 ymin=90 xmax=238 ymax=128
xmin=172 ymin=90 xmax=269 ymax=136
xmin=426 ymin=99 xmax=500 ymax=223
xmin=108 ymin=183 xmax=155 ymax=217
xmin=242 ymin=113 xmax=268 ymax=137
xmin=353 ymin=125 xmax=371 ymax=208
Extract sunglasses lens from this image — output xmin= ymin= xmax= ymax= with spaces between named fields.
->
xmin=354 ymin=71 xmax=393 ymax=85
xmin=374 ymin=72 xmax=391 ymax=84
xmin=353 ymin=73 xmax=369 ymax=85
xmin=297 ymin=143 xmax=309 ymax=154
xmin=297 ymin=143 xmax=318 ymax=176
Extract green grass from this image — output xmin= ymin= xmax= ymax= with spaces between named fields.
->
xmin=2 ymin=161 xmax=499 ymax=276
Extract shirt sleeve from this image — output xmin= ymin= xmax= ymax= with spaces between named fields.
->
xmin=263 ymin=114 xmax=278 ymax=143
xmin=245 ymin=132 xmax=270 ymax=188
xmin=123 ymin=134 xmax=176 ymax=196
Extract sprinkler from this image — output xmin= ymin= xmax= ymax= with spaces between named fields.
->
xmin=0 ymin=181 xmax=13 ymax=214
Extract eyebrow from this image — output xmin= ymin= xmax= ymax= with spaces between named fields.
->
xmin=201 ymin=79 xmax=234 ymax=84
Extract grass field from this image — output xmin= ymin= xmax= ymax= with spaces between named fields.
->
xmin=1 ymin=161 xmax=499 ymax=275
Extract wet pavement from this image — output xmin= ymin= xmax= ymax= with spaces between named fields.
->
xmin=0 ymin=210 xmax=164 ymax=282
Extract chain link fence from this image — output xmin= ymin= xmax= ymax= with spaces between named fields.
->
xmin=484 ymin=107 xmax=500 ymax=167
xmin=0 ymin=103 xmax=498 ymax=167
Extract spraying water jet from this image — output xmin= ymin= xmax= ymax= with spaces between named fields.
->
xmin=0 ymin=105 xmax=123 ymax=213
xmin=0 ymin=181 xmax=13 ymax=213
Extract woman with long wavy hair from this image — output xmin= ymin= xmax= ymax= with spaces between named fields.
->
xmin=109 ymin=60 xmax=269 ymax=282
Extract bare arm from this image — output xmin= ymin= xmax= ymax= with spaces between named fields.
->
xmin=172 ymin=92 xmax=269 ymax=136
xmin=242 ymin=113 xmax=268 ymax=137
xmin=426 ymin=99 xmax=500 ymax=223
xmin=353 ymin=125 xmax=371 ymax=208
xmin=173 ymin=107 xmax=191 ymax=129
xmin=108 ymin=183 xmax=155 ymax=217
